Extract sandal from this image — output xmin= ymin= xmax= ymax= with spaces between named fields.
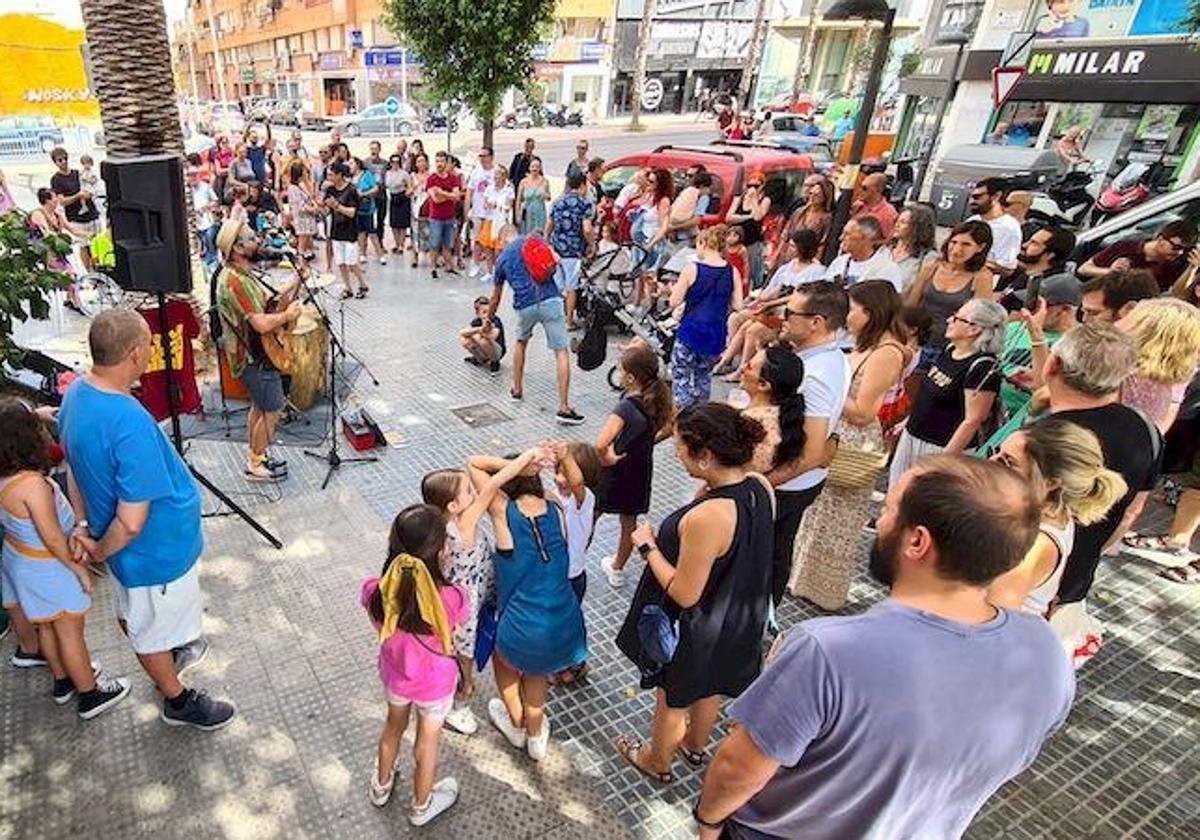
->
xmin=675 ymin=745 xmax=707 ymax=769
xmin=616 ymin=736 xmax=674 ymax=784
xmin=340 ymin=289 xmax=354 ymax=300
xmin=1159 ymin=560 xmax=1200 ymax=584
xmin=556 ymin=662 xmax=589 ymax=685
xmin=1122 ymin=533 xmax=1191 ymax=557
xmin=356 ymin=286 xmax=370 ymax=299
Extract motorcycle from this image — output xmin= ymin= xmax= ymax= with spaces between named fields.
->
xmin=1090 ymin=160 xmax=1166 ymax=227
xmin=544 ymin=105 xmax=584 ymax=128
xmin=422 ymin=108 xmax=459 ymax=134
xmin=1026 ymin=164 xmax=1102 ymax=230
xmin=501 ymin=108 xmax=534 ymax=130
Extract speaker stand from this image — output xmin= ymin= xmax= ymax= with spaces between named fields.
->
xmin=156 ymin=293 xmax=281 ymax=549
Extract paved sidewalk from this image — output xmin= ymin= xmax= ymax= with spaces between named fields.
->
xmin=1 ymin=259 xmax=1198 ymax=839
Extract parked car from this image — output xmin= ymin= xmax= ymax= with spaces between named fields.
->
xmin=200 ymin=102 xmax=245 ymax=136
xmin=334 ymin=101 xmax=420 ymax=136
xmin=246 ymin=99 xmax=276 ymax=123
xmin=1072 ymin=177 xmax=1200 ymax=265
xmin=0 ymin=117 xmax=64 ymax=156
xmin=721 ymin=125 xmax=836 ymax=174
xmin=600 ymin=144 xmax=816 ymax=223
xmin=270 ymin=100 xmax=302 ymax=127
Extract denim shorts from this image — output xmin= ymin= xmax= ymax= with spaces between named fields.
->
xmin=515 ymin=297 xmax=569 ymax=350
xmin=355 ymin=213 xmax=374 ymax=234
xmin=241 ymin=361 xmax=286 ymax=413
xmin=555 ymin=257 xmax=582 ymax=292
xmin=427 ymin=218 xmax=456 ymax=251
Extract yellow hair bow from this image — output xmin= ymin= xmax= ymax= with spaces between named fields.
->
xmin=377 ymin=553 xmax=452 ymax=654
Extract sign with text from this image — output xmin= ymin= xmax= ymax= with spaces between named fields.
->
xmin=1011 ymin=40 xmax=1198 ymax=104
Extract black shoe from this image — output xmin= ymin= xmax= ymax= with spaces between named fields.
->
xmin=463 ymin=356 xmax=481 ymax=367
xmin=446 ymin=267 xmax=460 ymax=276
xmin=556 ymin=409 xmax=585 ymax=426
xmin=78 ymin=675 xmax=131 ymax=720
xmin=431 ymin=268 xmax=439 ymax=279
xmin=488 ymin=360 xmax=501 ymax=375
xmin=10 ymin=648 xmax=47 ymax=668
xmin=53 ymin=677 xmax=76 ymax=705
xmin=161 ymin=688 xmax=237 ymax=731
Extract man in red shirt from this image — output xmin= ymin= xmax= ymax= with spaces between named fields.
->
xmin=1078 ymin=220 xmax=1197 ymax=292
xmin=425 ymin=150 xmax=463 ymax=279
xmin=850 ymin=173 xmax=898 ymax=241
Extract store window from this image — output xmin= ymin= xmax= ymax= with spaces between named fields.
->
xmin=896 ymin=96 xmax=941 ymax=161
xmin=987 ymin=101 xmax=1050 ymax=147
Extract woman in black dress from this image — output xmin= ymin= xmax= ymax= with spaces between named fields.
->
xmin=615 ymin=403 xmax=775 ymax=784
xmin=596 ymin=343 xmax=675 ymax=589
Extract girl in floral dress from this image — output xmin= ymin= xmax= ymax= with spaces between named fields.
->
xmin=420 ymin=447 xmax=541 ymax=735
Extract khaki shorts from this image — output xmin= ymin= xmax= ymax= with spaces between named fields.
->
xmin=385 ymin=691 xmax=454 ymax=720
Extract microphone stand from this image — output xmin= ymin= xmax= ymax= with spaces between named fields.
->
xmin=288 ymin=255 xmax=377 ymax=489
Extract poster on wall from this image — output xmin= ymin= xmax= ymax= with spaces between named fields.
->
xmin=1032 ymin=0 xmax=1139 ymax=39
xmin=1128 ymin=0 xmax=1192 ymax=34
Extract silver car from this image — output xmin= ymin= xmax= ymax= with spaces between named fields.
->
xmin=334 ymin=101 xmax=419 ymax=137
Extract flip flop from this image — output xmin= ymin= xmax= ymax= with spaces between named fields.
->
xmin=340 ymin=289 xmax=354 ymax=300
xmin=675 ymin=745 xmax=707 ymax=769
xmin=1122 ymin=533 xmax=1191 ymax=557
xmin=1159 ymin=561 xmax=1200 ymax=584
xmin=616 ymin=736 xmax=674 ymax=784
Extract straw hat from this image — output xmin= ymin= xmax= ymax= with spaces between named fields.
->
xmin=216 ymin=218 xmax=252 ymax=259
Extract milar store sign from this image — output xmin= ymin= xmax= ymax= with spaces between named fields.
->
xmin=1009 ymin=41 xmax=1197 ymax=105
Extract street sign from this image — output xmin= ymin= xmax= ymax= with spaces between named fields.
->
xmin=992 ymin=66 xmax=1024 ymax=109
xmin=385 ymin=96 xmax=400 ymax=115
xmin=643 ymin=78 xmax=664 ymax=111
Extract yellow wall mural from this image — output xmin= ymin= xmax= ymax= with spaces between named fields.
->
xmin=0 ymin=14 xmax=99 ymax=121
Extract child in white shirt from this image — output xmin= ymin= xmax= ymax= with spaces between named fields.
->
xmin=548 ymin=440 xmax=602 ymax=684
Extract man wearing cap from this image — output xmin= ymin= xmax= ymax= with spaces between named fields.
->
xmin=214 ymin=219 xmax=301 ymax=483
xmin=997 ymin=273 xmax=1081 ymax=417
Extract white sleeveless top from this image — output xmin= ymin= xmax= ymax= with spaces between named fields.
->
xmin=1022 ymin=519 xmax=1074 ymax=618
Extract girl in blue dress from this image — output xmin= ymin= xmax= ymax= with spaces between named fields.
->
xmin=469 ymin=448 xmax=586 ymax=762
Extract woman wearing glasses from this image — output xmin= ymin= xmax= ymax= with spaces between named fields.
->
xmin=725 ymin=175 xmax=772 ymax=290
xmin=888 ymin=298 xmax=1007 ymax=486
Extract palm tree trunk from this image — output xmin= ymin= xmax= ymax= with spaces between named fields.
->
xmin=629 ymin=0 xmax=658 ymax=131
xmin=792 ymin=12 xmax=821 ymax=97
xmin=80 ymin=0 xmax=185 ymax=158
xmin=739 ymin=0 xmax=770 ymax=109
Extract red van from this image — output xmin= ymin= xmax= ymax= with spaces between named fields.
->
xmin=599 ymin=143 xmax=816 ymax=225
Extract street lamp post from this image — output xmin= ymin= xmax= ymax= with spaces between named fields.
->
xmin=821 ymin=0 xmax=895 ymax=263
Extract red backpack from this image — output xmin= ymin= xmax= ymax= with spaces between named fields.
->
xmin=521 ymin=236 xmax=558 ymax=284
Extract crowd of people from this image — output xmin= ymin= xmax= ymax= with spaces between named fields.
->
xmin=5 ymin=123 xmax=1200 ymax=835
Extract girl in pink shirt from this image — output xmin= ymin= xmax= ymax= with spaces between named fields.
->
xmin=361 ymin=504 xmax=468 ymax=826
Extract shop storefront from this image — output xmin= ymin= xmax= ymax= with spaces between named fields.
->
xmin=993 ymin=39 xmax=1200 ymax=187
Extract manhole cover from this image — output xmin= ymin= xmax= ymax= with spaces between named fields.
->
xmin=450 ymin=403 xmax=511 ymax=429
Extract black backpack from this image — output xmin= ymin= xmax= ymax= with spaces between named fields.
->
xmin=576 ymin=318 xmax=607 ymax=371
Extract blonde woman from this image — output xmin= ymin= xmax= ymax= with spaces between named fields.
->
xmin=1118 ymin=297 xmax=1200 ymax=434
xmin=989 ymin=418 xmax=1126 ymax=616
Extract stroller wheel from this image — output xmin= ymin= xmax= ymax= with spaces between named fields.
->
xmin=607 ymin=364 xmax=624 ymax=391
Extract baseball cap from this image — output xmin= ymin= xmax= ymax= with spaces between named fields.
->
xmin=1017 ymin=272 xmax=1081 ymax=307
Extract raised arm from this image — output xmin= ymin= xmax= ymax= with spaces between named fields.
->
xmin=461 ymin=448 xmax=539 ymax=537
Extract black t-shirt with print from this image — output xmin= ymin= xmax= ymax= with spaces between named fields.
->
xmin=1055 ymin=403 xmax=1162 ymax=603
xmin=50 ymin=170 xmax=98 ymax=223
xmin=324 ymin=183 xmax=360 ymax=242
xmin=907 ymin=349 xmax=1000 ymax=446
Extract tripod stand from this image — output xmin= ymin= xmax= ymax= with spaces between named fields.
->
xmin=156 ymin=292 xmax=282 ymax=549
xmin=298 ymin=269 xmax=377 ymax=490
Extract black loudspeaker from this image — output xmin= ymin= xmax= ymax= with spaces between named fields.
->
xmin=101 ymin=154 xmax=192 ymax=294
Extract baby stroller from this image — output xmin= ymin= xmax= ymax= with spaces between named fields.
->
xmin=573 ymin=241 xmax=655 ymax=372
xmin=606 ymin=305 xmax=677 ymax=390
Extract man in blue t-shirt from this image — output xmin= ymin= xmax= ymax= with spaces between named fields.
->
xmin=59 ymin=309 xmax=236 ymax=731
xmin=692 ymin=456 xmax=1074 ymax=839
xmin=483 ymin=225 xmax=583 ymax=425
xmin=546 ymin=172 xmax=594 ymax=332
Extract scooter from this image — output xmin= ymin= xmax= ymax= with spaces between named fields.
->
xmin=422 ymin=108 xmax=458 ymax=134
xmin=1026 ymin=163 xmax=1102 ymax=230
xmin=1090 ymin=161 xmax=1165 ymax=227
xmin=501 ymin=108 xmax=533 ymax=130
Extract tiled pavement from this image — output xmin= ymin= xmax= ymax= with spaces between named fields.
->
xmin=2 ymin=259 xmax=1198 ymax=839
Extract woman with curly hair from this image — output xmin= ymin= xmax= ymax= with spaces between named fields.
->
xmin=1118 ymin=297 xmax=1200 ymax=434
xmin=885 ymin=203 xmax=938 ymax=293
xmin=0 ymin=398 xmax=130 ymax=719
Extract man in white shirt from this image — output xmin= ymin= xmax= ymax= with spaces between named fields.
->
xmin=767 ymin=280 xmax=851 ymax=605
xmin=823 ymin=217 xmax=904 ymax=291
xmin=967 ymin=177 xmax=1022 ymax=277
xmin=466 ymin=146 xmax=496 ymax=277
xmin=188 ymin=164 xmax=220 ymax=269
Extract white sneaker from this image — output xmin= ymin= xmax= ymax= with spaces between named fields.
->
xmin=368 ymin=751 xmax=404 ymax=807
xmin=601 ymin=555 xmax=628 ymax=589
xmin=487 ymin=698 xmax=526 ymax=749
xmin=870 ymin=490 xmax=885 ymax=503
xmin=468 ymin=263 xmax=480 ymax=278
xmin=379 ymin=256 xmax=387 ymax=265
xmin=444 ymin=704 xmax=479 ymax=736
xmin=526 ymin=717 xmax=551 ymax=762
xmin=409 ymin=777 xmax=458 ymax=826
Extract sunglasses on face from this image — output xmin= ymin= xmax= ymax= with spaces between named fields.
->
xmin=784 ymin=307 xmax=818 ymax=320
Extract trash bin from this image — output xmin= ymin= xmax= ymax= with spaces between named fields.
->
xmin=929 ymin=144 xmax=1062 ymax=226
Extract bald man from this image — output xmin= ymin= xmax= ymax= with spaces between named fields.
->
xmin=58 ymin=309 xmax=237 ymax=731
xmin=851 ymin=172 xmax=897 ymax=240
